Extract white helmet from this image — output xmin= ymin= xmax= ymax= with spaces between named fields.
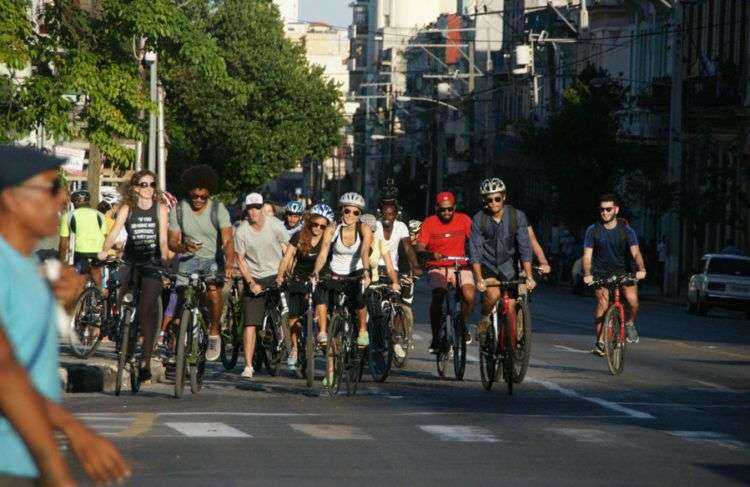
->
xmin=360 ymin=213 xmax=378 ymax=231
xmin=408 ymin=219 xmax=422 ymax=234
xmin=480 ymin=177 xmax=506 ymax=195
xmin=338 ymin=192 xmax=366 ymax=210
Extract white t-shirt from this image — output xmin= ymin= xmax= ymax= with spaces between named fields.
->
xmin=375 ymin=220 xmax=410 ymax=270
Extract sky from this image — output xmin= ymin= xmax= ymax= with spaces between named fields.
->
xmin=299 ymin=0 xmax=351 ymax=29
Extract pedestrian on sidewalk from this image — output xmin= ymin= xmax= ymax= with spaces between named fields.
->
xmin=0 ymin=145 xmax=130 ymax=486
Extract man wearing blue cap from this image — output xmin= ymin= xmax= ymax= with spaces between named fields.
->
xmin=0 ymin=145 xmax=130 ymax=485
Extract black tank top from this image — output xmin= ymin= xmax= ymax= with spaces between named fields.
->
xmin=291 ymin=232 xmax=322 ymax=279
xmin=124 ymin=203 xmax=160 ymax=265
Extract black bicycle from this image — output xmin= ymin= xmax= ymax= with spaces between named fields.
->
xmin=364 ymin=281 xmax=405 ymax=383
xmin=114 ymin=269 xmax=144 ymax=396
xmin=220 ymin=275 xmax=244 ymax=370
xmin=324 ymin=275 xmax=364 ymax=397
xmin=252 ymin=284 xmax=287 ymax=377
xmin=174 ymin=270 xmax=214 ymax=398
xmin=392 ymin=274 xmax=416 ymax=369
xmin=288 ymin=278 xmax=319 ymax=388
xmin=436 ymin=257 xmax=469 ymax=380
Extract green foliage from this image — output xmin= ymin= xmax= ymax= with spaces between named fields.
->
xmin=164 ymin=0 xmax=345 ymax=193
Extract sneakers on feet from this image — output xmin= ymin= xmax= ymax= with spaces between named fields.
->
xmin=287 ymin=350 xmax=298 ymax=369
xmin=463 ymin=328 xmax=472 ymax=345
xmin=357 ymin=331 xmax=369 ymax=348
xmin=241 ymin=366 xmax=254 ymax=378
xmin=428 ymin=339 xmax=438 ymax=354
xmin=625 ymin=323 xmax=640 ymax=344
xmin=317 ymin=332 xmax=328 ymax=346
xmin=393 ymin=343 xmax=406 ymax=359
xmin=206 ymin=334 xmax=221 ymax=361
xmin=591 ymin=341 xmax=605 ymax=357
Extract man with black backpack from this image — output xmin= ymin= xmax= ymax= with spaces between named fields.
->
xmin=582 ymin=194 xmax=647 ymax=356
xmin=470 ymin=178 xmax=535 ymax=343
xmin=168 ymin=165 xmax=236 ymax=362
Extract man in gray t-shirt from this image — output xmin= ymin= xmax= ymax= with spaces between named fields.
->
xmin=167 ymin=165 xmax=236 ymax=362
xmin=234 ymin=193 xmax=289 ymax=379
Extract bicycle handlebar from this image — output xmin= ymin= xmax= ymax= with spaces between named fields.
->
xmin=483 ymin=277 xmax=526 ymax=288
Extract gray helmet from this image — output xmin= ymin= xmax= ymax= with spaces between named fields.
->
xmin=480 ymin=178 xmax=506 ymax=195
xmin=338 ymin=192 xmax=366 ymax=210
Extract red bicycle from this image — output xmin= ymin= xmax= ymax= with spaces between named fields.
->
xmin=590 ymin=273 xmax=638 ymax=375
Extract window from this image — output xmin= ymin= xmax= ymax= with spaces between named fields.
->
xmin=708 ymin=257 xmax=750 ymax=277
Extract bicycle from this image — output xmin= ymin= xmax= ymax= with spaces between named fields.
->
xmin=435 ymin=257 xmax=470 ymax=381
xmin=392 ymin=274 xmax=416 ymax=369
xmin=219 ymin=275 xmax=244 ymax=370
xmin=590 ymin=273 xmax=639 ymax=375
xmin=251 ymin=284 xmax=287 ymax=377
xmin=365 ymin=279 xmax=406 ymax=383
xmin=324 ymin=275 xmax=364 ymax=397
xmin=174 ymin=270 xmax=215 ymax=399
xmin=70 ymin=257 xmax=122 ymax=359
xmin=114 ymin=268 xmax=144 ymax=396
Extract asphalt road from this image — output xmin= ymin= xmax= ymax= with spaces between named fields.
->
xmin=62 ymin=282 xmax=750 ymax=486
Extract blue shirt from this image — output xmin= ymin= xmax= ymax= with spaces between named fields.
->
xmin=0 ymin=237 xmax=61 ymax=478
xmin=583 ymin=222 xmax=639 ymax=276
xmin=469 ymin=208 xmax=532 ymax=280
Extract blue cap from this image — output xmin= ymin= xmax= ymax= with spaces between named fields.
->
xmin=0 ymin=145 xmax=64 ymax=189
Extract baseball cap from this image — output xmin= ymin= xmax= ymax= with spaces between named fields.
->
xmin=0 ymin=145 xmax=64 ymax=190
xmin=244 ymin=193 xmax=264 ymax=207
xmin=435 ymin=191 xmax=456 ymax=206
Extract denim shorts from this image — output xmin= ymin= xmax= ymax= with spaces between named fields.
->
xmin=176 ymin=255 xmax=224 ymax=287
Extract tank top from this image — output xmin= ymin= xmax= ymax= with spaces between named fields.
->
xmin=124 ymin=203 xmax=160 ymax=265
xmin=329 ymin=224 xmax=363 ymax=275
xmin=290 ymin=232 xmax=322 ymax=279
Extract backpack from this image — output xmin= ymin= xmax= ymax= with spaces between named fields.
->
xmin=175 ymin=199 xmax=223 ymax=261
xmin=593 ymin=218 xmax=633 ymax=270
xmin=69 ymin=209 xmax=104 ymax=234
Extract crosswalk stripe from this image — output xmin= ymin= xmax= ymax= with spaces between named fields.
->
xmin=419 ymin=425 xmax=499 ymax=443
xmin=667 ymin=431 xmax=746 ymax=449
xmin=289 ymin=424 xmax=373 ymax=440
xmin=550 ymin=428 xmax=611 ymax=443
xmin=165 ymin=422 xmax=251 ymax=438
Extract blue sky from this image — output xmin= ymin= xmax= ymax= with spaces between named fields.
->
xmin=300 ymin=0 xmax=350 ymax=28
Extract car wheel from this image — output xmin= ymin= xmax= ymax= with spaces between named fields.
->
xmin=695 ymin=298 xmax=709 ymax=316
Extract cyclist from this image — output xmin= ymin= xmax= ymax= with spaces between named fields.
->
xmin=235 ymin=193 xmax=290 ymax=379
xmin=168 ymin=165 xmax=235 ymax=362
xmin=275 ymin=204 xmax=334 ymax=369
xmin=99 ymin=170 xmax=169 ymax=383
xmin=416 ymin=191 xmax=475 ymax=353
xmin=313 ymin=192 xmax=373 ymax=348
xmin=469 ymin=178 xmax=536 ymax=343
xmin=283 ymin=200 xmax=305 ymax=237
xmin=582 ymin=194 xmax=646 ymax=355
xmin=361 ymin=213 xmax=400 ymax=287
xmin=58 ymin=190 xmax=107 ymax=287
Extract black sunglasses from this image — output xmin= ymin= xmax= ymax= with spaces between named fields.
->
xmin=310 ymin=222 xmax=328 ymax=230
xmin=19 ymin=178 xmax=64 ymax=197
xmin=246 ymin=204 xmax=262 ymax=210
xmin=599 ymin=207 xmax=615 ymax=213
xmin=484 ymin=196 xmax=503 ymax=203
xmin=343 ymin=208 xmax=361 ymax=216
xmin=438 ymin=206 xmax=455 ymax=213
xmin=190 ymin=193 xmax=209 ymax=201
xmin=137 ymin=181 xmax=157 ymax=188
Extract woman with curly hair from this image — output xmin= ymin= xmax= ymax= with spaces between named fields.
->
xmin=99 ymin=170 xmax=169 ymax=383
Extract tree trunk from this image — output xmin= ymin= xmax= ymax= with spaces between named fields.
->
xmin=87 ymin=144 xmax=102 ymax=206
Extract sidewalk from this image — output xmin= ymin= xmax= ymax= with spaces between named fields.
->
xmin=59 ymin=339 xmax=167 ymax=393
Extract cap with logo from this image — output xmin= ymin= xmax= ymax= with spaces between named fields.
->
xmin=244 ymin=193 xmax=264 ymax=207
xmin=435 ymin=191 xmax=456 ymax=206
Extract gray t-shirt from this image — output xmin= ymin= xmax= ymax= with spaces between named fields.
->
xmin=168 ymin=199 xmax=231 ymax=261
xmin=234 ymin=216 xmax=289 ymax=278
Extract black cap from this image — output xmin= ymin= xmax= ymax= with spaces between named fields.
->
xmin=0 ymin=145 xmax=65 ymax=190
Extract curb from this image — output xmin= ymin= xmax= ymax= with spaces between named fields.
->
xmin=60 ymin=358 xmax=166 ymax=394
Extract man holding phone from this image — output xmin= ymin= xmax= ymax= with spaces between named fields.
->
xmin=168 ymin=165 xmax=235 ymax=362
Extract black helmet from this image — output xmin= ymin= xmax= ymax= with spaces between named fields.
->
xmin=380 ymin=179 xmax=399 ymax=203
xmin=71 ymin=190 xmax=91 ymax=203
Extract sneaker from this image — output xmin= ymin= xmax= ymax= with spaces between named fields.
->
xmin=287 ymin=350 xmax=298 ymax=369
xmin=463 ymin=328 xmax=472 ymax=345
xmin=428 ymin=339 xmax=439 ymax=354
xmin=317 ymin=332 xmax=328 ymax=346
xmin=591 ymin=341 xmax=605 ymax=357
xmin=322 ymin=375 xmax=332 ymax=387
xmin=357 ymin=331 xmax=369 ymax=348
xmin=625 ymin=323 xmax=640 ymax=344
xmin=206 ymin=334 xmax=221 ymax=362
xmin=393 ymin=343 xmax=406 ymax=359
xmin=241 ymin=366 xmax=254 ymax=378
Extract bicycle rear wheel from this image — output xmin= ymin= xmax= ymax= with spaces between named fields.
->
xmin=453 ymin=315 xmax=467 ymax=381
xmin=512 ymin=299 xmax=532 ymax=384
xmin=174 ymin=308 xmax=190 ymax=399
xmin=115 ymin=316 xmax=131 ymax=396
xmin=305 ymin=310 xmax=315 ymax=388
xmin=479 ymin=324 xmax=497 ymax=391
xmin=71 ymin=286 xmax=104 ymax=359
xmin=436 ymin=315 xmax=450 ymax=378
xmin=368 ymin=306 xmax=392 ymax=383
xmin=603 ymin=307 xmax=626 ymax=375
xmin=391 ymin=305 xmax=411 ymax=369
xmin=327 ymin=313 xmax=345 ymax=397
xmin=503 ymin=316 xmax=514 ymax=396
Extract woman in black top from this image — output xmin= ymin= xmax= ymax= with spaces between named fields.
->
xmin=275 ymin=208 xmax=331 ymax=369
xmin=99 ymin=170 xmax=169 ymax=382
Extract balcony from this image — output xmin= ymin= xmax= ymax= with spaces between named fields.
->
xmin=685 ymin=75 xmax=743 ymax=110
xmin=352 ymin=5 xmax=369 ymax=37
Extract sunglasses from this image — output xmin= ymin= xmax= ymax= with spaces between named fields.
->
xmin=137 ymin=181 xmax=157 ymax=188
xmin=310 ymin=222 xmax=328 ymax=230
xmin=246 ymin=204 xmax=262 ymax=210
xmin=438 ymin=206 xmax=455 ymax=213
xmin=599 ymin=207 xmax=615 ymax=213
xmin=190 ymin=193 xmax=209 ymax=201
xmin=484 ymin=196 xmax=503 ymax=203
xmin=343 ymin=208 xmax=361 ymax=216
xmin=19 ymin=178 xmax=64 ymax=197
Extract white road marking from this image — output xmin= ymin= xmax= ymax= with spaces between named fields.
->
xmin=667 ymin=431 xmax=746 ymax=449
xmin=165 ymin=422 xmax=251 ymax=438
xmin=530 ymin=358 xmax=551 ymax=367
xmin=528 ymin=379 xmax=655 ymax=420
xmin=550 ymin=428 xmax=611 ymax=444
xmin=691 ymin=380 xmax=746 ymax=394
xmin=419 ymin=425 xmax=499 ymax=443
xmin=553 ymin=345 xmax=590 ymax=354
xmin=158 ymin=412 xmax=320 ymax=417
xmin=290 ymin=424 xmax=373 ymax=440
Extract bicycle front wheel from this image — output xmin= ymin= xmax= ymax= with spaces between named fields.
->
xmin=190 ymin=316 xmax=207 ymax=394
xmin=305 ymin=311 xmax=315 ymax=388
xmin=479 ymin=324 xmax=497 ymax=391
xmin=71 ymin=286 xmax=104 ymax=359
xmin=392 ymin=305 xmax=411 ymax=369
xmin=220 ymin=305 xmax=240 ymax=370
xmin=436 ymin=315 xmax=450 ymax=378
xmin=512 ymin=299 xmax=532 ymax=383
xmin=368 ymin=307 xmax=392 ymax=383
xmin=453 ymin=315 xmax=467 ymax=381
xmin=603 ymin=307 xmax=626 ymax=375
xmin=174 ymin=308 xmax=191 ymax=399
xmin=128 ymin=322 xmax=141 ymax=394
xmin=115 ymin=317 xmax=131 ymax=397
xmin=503 ymin=316 xmax=514 ymax=396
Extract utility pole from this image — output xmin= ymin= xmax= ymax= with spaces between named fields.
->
xmin=388 ymin=85 xmax=396 ymax=179
xmin=468 ymin=26 xmax=476 ymax=168
xmin=157 ymin=84 xmax=166 ymax=191
xmin=665 ymin=0 xmax=683 ymax=296
xmin=146 ymin=50 xmax=158 ymax=173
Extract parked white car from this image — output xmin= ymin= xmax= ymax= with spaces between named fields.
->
xmin=687 ymin=254 xmax=750 ymax=318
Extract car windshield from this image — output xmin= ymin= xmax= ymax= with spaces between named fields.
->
xmin=707 ymin=258 xmax=750 ymax=277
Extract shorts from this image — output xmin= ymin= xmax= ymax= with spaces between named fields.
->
xmin=242 ymin=275 xmax=277 ymax=326
xmin=319 ymin=271 xmax=365 ymax=310
xmin=164 ymin=288 xmax=178 ymax=318
xmin=73 ymin=252 xmax=99 ymax=274
xmin=427 ymin=267 xmax=474 ymax=290
xmin=176 ymin=255 xmax=224 ymax=287
xmin=286 ymin=279 xmax=318 ymax=319
xmin=480 ymin=265 xmax=520 ymax=298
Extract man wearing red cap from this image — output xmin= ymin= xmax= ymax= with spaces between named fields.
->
xmin=416 ymin=191 xmax=475 ymax=353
